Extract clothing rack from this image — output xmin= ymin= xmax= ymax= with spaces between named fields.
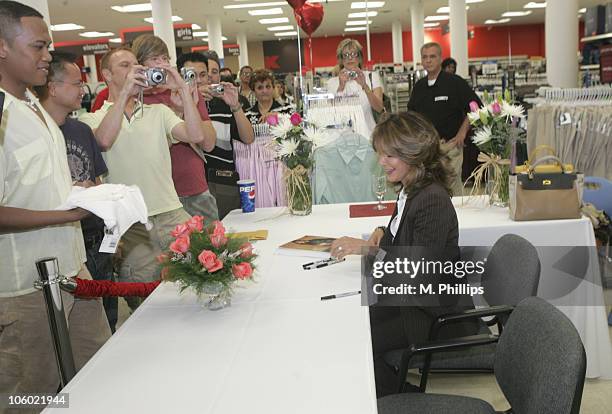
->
xmin=303 ymin=93 xmax=370 ymax=140
xmin=531 ymin=86 xmax=612 ymax=103
xmin=234 ymin=125 xmax=286 ymax=208
xmin=526 ymin=88 xmax=612 ymax=180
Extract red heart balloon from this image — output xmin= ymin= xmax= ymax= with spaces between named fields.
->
xmin=294 ymin=3 xmax=324 ymax=37
xmin=286 ymin=0 xmax=306 ymax=10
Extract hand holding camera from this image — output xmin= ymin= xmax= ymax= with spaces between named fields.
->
xmin=339 ymin=68 xmax=366 ymax=89
xmin=120 ymin=65 xmax=148 ymax=100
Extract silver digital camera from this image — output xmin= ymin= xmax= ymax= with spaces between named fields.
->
xmin=209 ymin=84 xmax=224 ymax=96
xmin=145 ymin=67 xmax=167 ymax=86
xmin=181 ymin=67 xmax=196 ymax=83
xmin=347 ymin=70 xmax=358 ymax=80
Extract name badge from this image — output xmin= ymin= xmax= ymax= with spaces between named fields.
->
xmin=435 ymin=96 xmax=449 ymax=102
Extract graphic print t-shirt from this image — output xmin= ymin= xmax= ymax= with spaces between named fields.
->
xmin=60 ymin=117 xmax=108 ymax=236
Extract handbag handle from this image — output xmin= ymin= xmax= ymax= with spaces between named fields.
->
xmin=528 ymin=155 xmax=568 ymax=174
xmin=528 ymin=144 xmax=557 ymax=162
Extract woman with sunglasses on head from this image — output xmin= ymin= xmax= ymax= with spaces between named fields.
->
xmin=326 ymin=38 xmax=385 ymax=137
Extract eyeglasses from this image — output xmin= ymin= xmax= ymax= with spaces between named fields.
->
xmin=341 ymin=51 xmax=360 ymax=59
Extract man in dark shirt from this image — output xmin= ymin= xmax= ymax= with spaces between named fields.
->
xmin=188 ymin=51 xmax=255 ymax=219
xmin=35 ymin=52 xmax=117 ymax=332
xmin=407 ymin=42 xmax=481 ymax=194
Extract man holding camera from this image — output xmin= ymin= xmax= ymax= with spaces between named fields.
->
xmin=181 ymin=51 xmax=254 ymax=219
xmin=79 ymin=46 xmax=213 ymax=310
xmin=131 ymin=35 xmax=219 ymax=221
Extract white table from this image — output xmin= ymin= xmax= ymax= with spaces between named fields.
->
xmin=45 ymin=199 xmax=612 ymax=413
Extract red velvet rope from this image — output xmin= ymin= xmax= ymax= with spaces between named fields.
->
xmin=74 ymin=278 xmax=161 ymax=298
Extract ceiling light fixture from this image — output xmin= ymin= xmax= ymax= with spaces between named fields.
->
xmin=345 ymin=27 xmax=367 ymax=31
xmin=274 ymin=31 xmax=298 ymax=36
xmin=523 ymin=2 xmax=546 ymax=8
xmin=351 ymin=2 xmax=385 ymax=9
xmin=49 ymin=23 xmax=84 ymax=31
xmin=224 ymin=2 xmax=287 ymax=9
xmin=346 ymin=20 xmax=372 ymax=26
xmin=423 ymin=22 xmax=440 ymax=27
xmin=109 ymin=38 xmax=123 ymax=43
xmin=79 ymin=31 xmax=114 ymax=38
xmin=485 ymin=18 xmax=511 ymax=24
xmin=501 ymin=11 xmax=532 ymax=17
xmin=192 ymin=24 xmax=201 ymax=30
xmin=425 ymin=15 xmax=449 ymax=21
xmin=259 ymin=17 xmax=290 ymax=24
xmin=348 ymin=11 xmax=378 ymax=18
xmin=193 ymin=31 xmax=209 ymax=37
xmin=144 ymin=16 xmax=183 ymax=23
xmin=579 ymin=8 xmax=586 ymax=13
xmin=267 ymin=25 xmax=294 ymax=31
xmin=436 ymin=6 xmax=468 ymax=13
xmin=111 ymin=3 xmax=151 ymax=13
xmin=248 ymin=8 xmax=283 ymax=16
xmin=202 ymin=36 xmax=228 ymax=42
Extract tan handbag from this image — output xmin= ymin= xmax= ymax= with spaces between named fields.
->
xmin=509 ymin=155 xmax=583 ymax=221
xmin=514 ymin=145 xmax=575 ymax=174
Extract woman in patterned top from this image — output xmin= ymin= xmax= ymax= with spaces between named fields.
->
xmin=244 ymin=70 xmax=293 ymax=125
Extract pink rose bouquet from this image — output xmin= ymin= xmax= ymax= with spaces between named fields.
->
xmin=161 ymin=217 xmax=257 ymax=302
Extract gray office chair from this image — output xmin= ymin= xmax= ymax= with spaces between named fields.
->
xmin=378 ymin=297 xmax=587 ymax=414
xmin=384 ymin=233 xmax=541 ymax=392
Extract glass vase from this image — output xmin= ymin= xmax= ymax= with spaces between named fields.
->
xmin=197 ymin=281 xmax=232 ymax=311
xmin=487 ymin=164 xmax=510 ymax=207
xmin=286 ymin=166 xmax=312 ymax=216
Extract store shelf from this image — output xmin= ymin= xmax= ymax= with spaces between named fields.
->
xmin=580 ymin=64 xmax=601 ymax=70
xmin=581 ymin=33 xmax=612 ymax=43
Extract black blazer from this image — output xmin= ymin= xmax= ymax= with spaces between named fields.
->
xmin=379 ymin=182 xmax=459 ymax=250
xmin=372 ymin=182 xmax=476 ymax=339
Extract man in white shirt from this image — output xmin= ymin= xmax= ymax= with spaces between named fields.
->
xmin=0 ymin=1 xmax=111 ymax=398
xmin=79 ymin=47 xmax=212 ymax=310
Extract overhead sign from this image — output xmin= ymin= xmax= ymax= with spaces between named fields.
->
xmin=482 ymin=61 xmax=498 ymax=75
xmin=192 ymin=44 xmax=240 ymax=56
xmin=122 ymin=24 xmax=194 ymax=43
xmin=55 ymin=42 xmax=109 ymax=56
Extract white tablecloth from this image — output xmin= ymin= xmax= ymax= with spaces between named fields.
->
xmin=45 ymin=198 xmax=612 ymax=413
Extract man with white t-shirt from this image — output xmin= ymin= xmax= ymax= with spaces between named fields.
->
xmin=79 ymin=47 xmax=211 ymax=310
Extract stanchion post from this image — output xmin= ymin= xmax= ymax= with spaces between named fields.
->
xmin=35 ymin=257 xmax=77 ymax=387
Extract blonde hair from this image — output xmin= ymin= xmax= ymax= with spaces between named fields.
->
xmin=100 ymin=46 xmax=132 ymax=71
xmin=333 ymin=38 xmax=363 ymax=75
xmin=132 ymin=34 xmax=169 ymax=65
xmin=372 ymin=111 xmax=455 ymax=198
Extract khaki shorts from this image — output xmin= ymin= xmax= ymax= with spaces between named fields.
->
xmin=118 ymin=207 xmax=191 ymax=310
xmin=0 ymin=267 xmax=111 ymax=413
xmin=441 ymin=140 xmax=464 ymax=197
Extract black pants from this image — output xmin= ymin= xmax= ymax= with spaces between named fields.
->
xmin=369 ymin=306 xmax=479 ymax=398
xmin=84 ymin=235 xmax=118 ymax=333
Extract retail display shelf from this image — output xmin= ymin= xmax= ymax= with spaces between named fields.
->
xmin=581 ymin=32 xmax=612 ymax=42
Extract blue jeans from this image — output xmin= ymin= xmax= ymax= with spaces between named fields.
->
xmin=85 ymin=235 xmax=118 ymax=333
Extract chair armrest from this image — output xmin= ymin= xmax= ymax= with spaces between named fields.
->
xmin=428 ymin=305 xmax=514 ymax=340
xmin=410 ymin=333 xmax=499 ymax=355
xmin=396 ymin=333 xmax=499 ymax=393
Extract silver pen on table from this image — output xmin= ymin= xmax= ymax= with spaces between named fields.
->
xmin=320 ymin=290 xmax=361 ymax=301
xmin=302 ymin=257 xmax=345 ymax=270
